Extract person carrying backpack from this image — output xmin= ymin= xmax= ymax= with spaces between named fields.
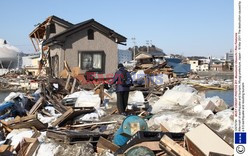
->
xmin=110 ymin=63 xmax=133 ymax=115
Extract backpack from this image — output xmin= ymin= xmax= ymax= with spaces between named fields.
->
xmin=121 ymin=70 xmax=132 ymax=87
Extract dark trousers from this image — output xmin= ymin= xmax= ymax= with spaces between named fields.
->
xmin=116 ymin=91 xmax=129 ymax=114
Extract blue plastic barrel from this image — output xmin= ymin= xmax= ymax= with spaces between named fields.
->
xmin=113 ymin=115 xmax=148 ymax=146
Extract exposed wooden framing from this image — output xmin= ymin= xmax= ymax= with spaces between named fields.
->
xmin=30 ymin=37 xmax=38 ymax=52
xmin=70 ymin=78 xmax=77 ymax=94
xmin=33 ymin=32 xmax=40 ymax=52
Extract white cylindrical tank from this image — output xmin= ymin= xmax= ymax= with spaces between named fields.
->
xmin=0 ymin=38 xmax=19 ymax=68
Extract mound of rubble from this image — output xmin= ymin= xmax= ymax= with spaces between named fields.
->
xmin=0 ymin=75 xmax=233 ymax=155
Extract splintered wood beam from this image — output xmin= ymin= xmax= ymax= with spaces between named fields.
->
xmin=160 ymin=135 xmax=193 ymax=156
xmin=33 ymin=32 xmax=40 ymax=51
xmin=70 ymin=78 xmax=77 ymax=94
xmin=97 ymin=136 xmax=119 ymax=153
xmin=51 ymin=108 xmax=74 ymax=127
xmin=30 ymin=37 xmax=38 ymax=52
xmin=65 ymin=74 xmax=71 ymax=90
xmin=29 ymin=96 xmax=44 ymax=115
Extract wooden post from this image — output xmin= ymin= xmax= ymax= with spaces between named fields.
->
xmin=70 ymin=78 xmax=77 ymax=94
xmin=65 ymin=74 xmax=71 ymax=90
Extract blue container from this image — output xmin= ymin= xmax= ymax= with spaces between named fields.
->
xmin=113 ymin=115 xmax=148 ymax=146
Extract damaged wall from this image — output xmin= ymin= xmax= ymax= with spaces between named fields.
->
xmin=49 ymin=27 xmax=118 ymax=76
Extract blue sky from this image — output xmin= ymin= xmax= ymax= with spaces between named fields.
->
xmin=0 ymin=0 xmax=233 ymax=57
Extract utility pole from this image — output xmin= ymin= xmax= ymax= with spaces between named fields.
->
xmin=131 ymin=37 xmax=136 ymax=60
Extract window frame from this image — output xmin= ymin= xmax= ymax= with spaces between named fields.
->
xmin=87 ymin=29 xmax=94 ymax=40
xmin=79 ymin=51 xmax=105 ymax=73
xmin=49 ymin=23 xmax=56 ymax=34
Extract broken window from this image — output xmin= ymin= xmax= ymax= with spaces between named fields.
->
xmin=49 ymin=23 xmax=56 ymax=33
xmin=80 ymin=51 xmax=105 ymax=72
xmin=88 ymin=29 xmax=94 ymax=40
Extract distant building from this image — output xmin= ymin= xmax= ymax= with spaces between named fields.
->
xmin=22 ymin=54 xmax=41 ymax=75
xmin=210 ymin=59 xmax=232 ymax=71
xmin=225 ymin=50 xmax=234 ymax=61
xmin=118 ymin=49 xmax=132 ymax=64
xmin=188 ymin=59 xmax=201 ymax=72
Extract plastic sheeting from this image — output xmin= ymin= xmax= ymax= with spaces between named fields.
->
xmin=6 ymin=129 xmax=33 ymax=149
xmin=76 ymin=108 xmax=106 ymax=122
xmin=4 ymin=92 xmax=23 ymax=102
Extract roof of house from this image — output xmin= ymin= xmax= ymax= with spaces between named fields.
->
xmin=29 ymin=15 xmax=73 ymax=39
xmin=43 ymin=18 xmax=127 ymax=45
xmin=148 ymin=51 xmax=166 ymax=57
xmin=135 ymin=52 xmax=152 ymax=60
xmin=135 ymin=51 xmax=165 ymax=60
xmin=173 ymin=63 xmax=190 ymax=74
xmin=166 ymin=58 xmax=182 ymax=64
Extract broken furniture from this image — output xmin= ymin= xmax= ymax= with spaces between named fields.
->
xmin=113 ymin=115 xmax=148 ymax=146
xmin=184 ymin=124 xmax=234 ymax=156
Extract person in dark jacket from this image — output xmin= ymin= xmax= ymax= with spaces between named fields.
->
xmin=111 ymin=63 xmax=133 ymax=115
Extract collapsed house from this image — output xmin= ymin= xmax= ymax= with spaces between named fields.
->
xmin=29 ymin=15 xmax=127 ymax=77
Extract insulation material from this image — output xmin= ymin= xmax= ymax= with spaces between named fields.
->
xmin=171 ymin=84 xmax=197 ymax=93
xmin=148 ymin=111 xmax=201 ymax=133
xmin=76 ymin=108 xmax=106 ymax=122
xmin=206 ymin=109 xmax=234 ymax=132
xmin=63 ymin=91 xmax=81 ymax=99
xmin=75 ymin=91 xmax=100 ymax=108
xmin=128 ymin=91 xmax=145 ymax=104
xmin=151 ymin=90 xmax=199 ymax=114
xmin=6 ymin=129 xmax=33 ymax=149
xmin=202 ymin=96 xmax=228 ymax=112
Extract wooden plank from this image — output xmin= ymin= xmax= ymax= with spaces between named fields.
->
xmin=97 ymin=136 xmax=119 ymax=153
xmin=0 ymin=145 xmax=14 ymax=153
xmin=0 ymin=120 xmax=12 ymax=132
xmin=6 ymin=114 xmax=36 ymax=125
xmin=17 ymin=138 xmax=39 ymax=156
xmin=160 ymin=135 xmax=193 ymax=156
xmin=65 ymin=74 xmax=71 ymax=90
xmin=160 ymin=123 xmax=169 ymax=132
xmin=9 ymin=118 xmax=48 ymax=130
xmin=29 ymin=96 xmax=44 ymax=115
xmin=71 ymin=121 xmax=117 ymax=128
xmin=45 ymin=95 xmax=67 ymax=113
xmin=51 ymin=108 xmax=74 ymax=127
xmin=70 ymin=78 xmax=77 ymax=94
